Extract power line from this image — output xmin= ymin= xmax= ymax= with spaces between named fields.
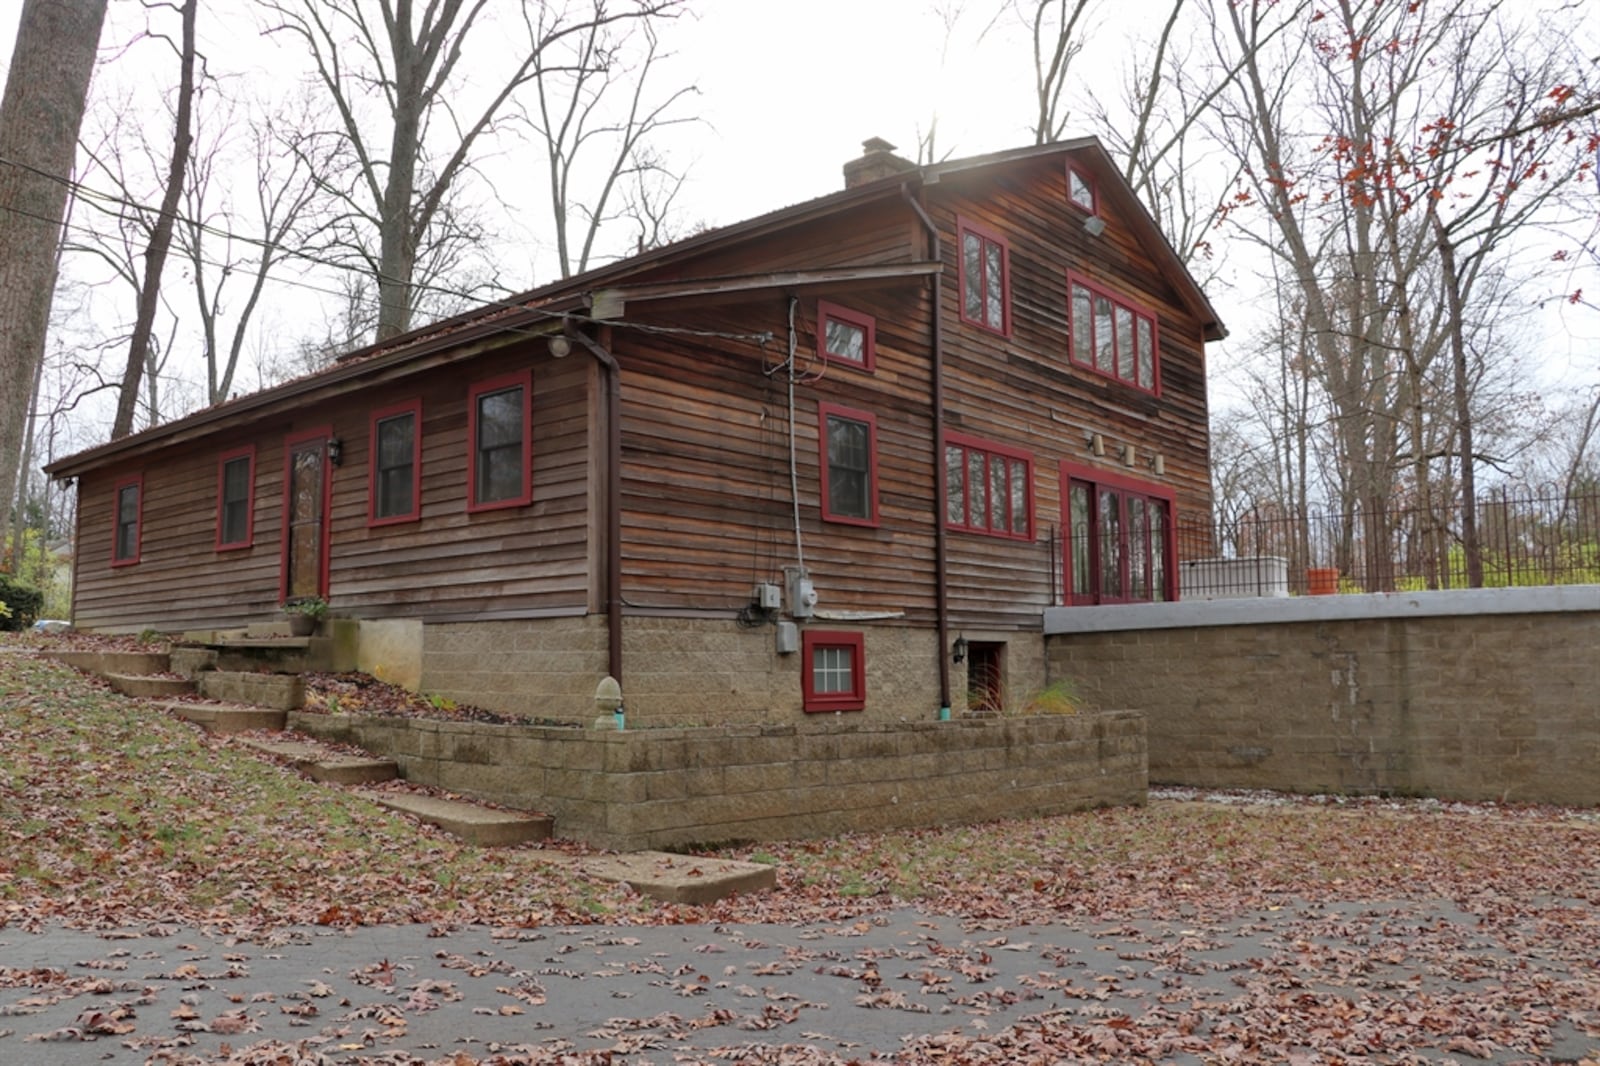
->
xmin=0 ymin=153 xmax=776 ymax=350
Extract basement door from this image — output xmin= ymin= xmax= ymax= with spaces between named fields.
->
xmin=281 ymin=429 xmax=332 ymax=601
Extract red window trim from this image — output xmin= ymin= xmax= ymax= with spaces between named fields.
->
xmin=956 ymin=215 xmax=1012 ymax=337
xmin=1058 ymin=460 xmax=1178 ymax=606
xmin=214 ymin=445 xmax=256 ymax=551
xmin=816 ymin=300 xmax=876 ymax=372
xmin=1066 ymin=161 xmax=1097 ymax=213
xmin=1067 ymin=271 xmax=1161 ymax=395
xmin=466 ymin=371 xmax=533 ymax=513
xmin=943 ymin=432 xmax=1034 ymax=541
xmin=110 ymin=473 xmax=143 ymax=568
xmin=801 ymin=629 xmax=866 ymax=712
xmin=279 ymin=426 xmax=334 ymax=602
xmin=367 ymin=397 xmax=423 ymax=527
xmin=817 ymin=401 xmax=879 ymax=528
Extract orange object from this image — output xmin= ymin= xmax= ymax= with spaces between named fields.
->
xmin=1306 ymin=567 xmax=1339 ymax=595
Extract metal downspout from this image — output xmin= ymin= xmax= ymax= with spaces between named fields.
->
xmin=566 ymin=323 xmax=624 ymax=684
xmin=903 ymin=183 xmax=952 ymax=713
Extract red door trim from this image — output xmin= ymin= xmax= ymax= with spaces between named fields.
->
xmin=280 ymin=425 xmax=334 ymax=602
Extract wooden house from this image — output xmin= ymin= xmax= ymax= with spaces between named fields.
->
xmin=47 ymin=138 xmax=1225 ymax=724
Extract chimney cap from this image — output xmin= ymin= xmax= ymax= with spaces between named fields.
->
xmin=843 ymin=136 xmax=917 ymax=189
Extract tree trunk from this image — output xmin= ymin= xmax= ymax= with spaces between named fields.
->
xmin=1434 ymin=220 xmax=1481 ymax=587
xmin=0 ymin=0 xmax=108 ymax=562
xmin=110 ymin=0 xmax=196 ymax=440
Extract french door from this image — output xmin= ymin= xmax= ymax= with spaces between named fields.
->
xmin=1062 ymin=464 xmax=1175 ymax=605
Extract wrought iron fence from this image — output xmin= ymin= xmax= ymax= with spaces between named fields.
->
xmin=1176 ymin=486 xmax=1600 ymax=598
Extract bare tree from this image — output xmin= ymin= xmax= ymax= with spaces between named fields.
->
xmin=108 ymin=0 xmax=196 ymax=440
xmin=1208 ymin=0 xmax=1596 ymax=587
xmin=528 ymin=12 xmax=697 ymax=278
xmin=0 ymin=0 xmax=109 ymax=563
xmin=263 ymin=0 xmax=687 ymax=342
xmin=179 ymin=90 xmax=325 ymax=404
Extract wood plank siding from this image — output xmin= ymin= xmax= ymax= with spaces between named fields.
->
xmin=57 ymin=141 xmax=1218 ymax=641
xmin=70 ymin=343 xmax=596 ymax=631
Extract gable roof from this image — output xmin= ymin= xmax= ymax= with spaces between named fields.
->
xmin=47 ymin=137 xmax=1223 ymax=478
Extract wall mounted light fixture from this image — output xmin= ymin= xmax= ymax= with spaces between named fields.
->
xmin=548 ymin=335 xmax=572 ymax=359
xmin=1083 ymin=215 xmax=1107 ymax=237
xmin=1086 ymin=432 xmax=1106 ymax=457
xmin=1148 ymin=452 xmax=1166 ymax=476
xmin=951 ymin=634 xmax=968 ymax=665
xmin=327 ymin=438 xmax=343 ymax=467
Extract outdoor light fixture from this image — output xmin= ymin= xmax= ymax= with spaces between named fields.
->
xmin=951 ymin=634 xmax=968 ymax=665
xmin=1083 ymin=215 xmax=1107 ymax=237
xmin=326 ymin=438 xmax=343 ymax=467
xmin=1148 ymin=452 xmax=1166 ymax=476
xmin=1086 ymin=432 xmax=1106 ymax=457
xmin=548 ymin=334 xmax=572 ymax=358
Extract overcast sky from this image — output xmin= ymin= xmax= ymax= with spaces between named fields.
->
xmin=2 ymin=0 xmax=1595 ymax=429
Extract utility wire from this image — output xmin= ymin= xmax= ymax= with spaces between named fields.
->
xmin=0 ymin=153 xmax=777 ymax=349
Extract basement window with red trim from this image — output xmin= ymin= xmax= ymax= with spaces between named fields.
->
xmin=802 ymin=629 xmax=865 ymax=712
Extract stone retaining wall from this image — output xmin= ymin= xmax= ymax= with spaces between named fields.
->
xmin=1043 ymin=587 xmax=1599 ymax=806
xmin=287 ymin=710 xmax=1147 ymax=850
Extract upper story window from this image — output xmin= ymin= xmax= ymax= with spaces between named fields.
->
xmin=957 ymin=217 xmax=1010 ymax=336
xmin=1068 ymin=273 xmax=1159 ymax=394
xmin=112 ymin=474 xmax=142 ymax=567
xmin=944 ymin=434 xmax=1033 ymax=540
xmin=1066 ymin=163 xmax=1096 ymax=213
xmin=818 ymin=402 xmax=878 ymax=527
xmin=369 ymin=398 xmax=422 ymax=525
xmin=817 ymin=301 xmax=876 ymax=372
xmin=216 ymin=446 xmax=254 ymax=550
xmin=802 ymin=629 xmax=865 ymax=712
xmin=467 ymin=372 xmax=532 ymax=512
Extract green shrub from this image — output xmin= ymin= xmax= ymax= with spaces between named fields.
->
xmin=0 ymin=574 xmax=43 ymax=631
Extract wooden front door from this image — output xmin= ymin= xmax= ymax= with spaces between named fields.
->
xmin=282 ymin=431 xmax=331 ymax=601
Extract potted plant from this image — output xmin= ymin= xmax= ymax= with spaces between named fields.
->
xmin=282 ymin=596 xmax=327 ymax=636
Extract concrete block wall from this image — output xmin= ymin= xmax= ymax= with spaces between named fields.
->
xmin=1043 ymin=588 xmax=1600 ymax=806
xmin=288 ymin=709 xmax=1146 ymax=851
xmin=414 ymin=616 xmax=1030 ymax=727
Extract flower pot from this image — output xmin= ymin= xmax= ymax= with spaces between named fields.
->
xmin=286 ymin=613 xmax=316 ymax=637
xmin=1306 ymin=567 xmax=1339 ymax=596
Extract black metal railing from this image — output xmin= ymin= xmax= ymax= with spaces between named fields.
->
xmin=1176 ymin=486 xmax=1600 ymax=598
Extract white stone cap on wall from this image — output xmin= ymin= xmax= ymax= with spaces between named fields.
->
xmin=1043 ymin=584 xmax=1600 ymax=636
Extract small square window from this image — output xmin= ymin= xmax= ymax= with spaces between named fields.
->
xmin=817 ymin=301 xmax=876 ymax=372
xmin=802 ymin=629 xmax=865 ymax=712
xmin=818 ymin=403 xmax=878 ymax=526
xmin=467 ymin=373 xmax=532 ymax=512
xmin=112 ymin=474 xmax=142 ymax=567
xmin=369 ymin=399 xmax=422 ymax=525
xmin=216 ymin=447 xmax=254 ymax=550
xmin=1067 ymin=163 xmax=1096 ymax=213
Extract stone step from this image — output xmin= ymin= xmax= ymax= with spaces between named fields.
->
xmin=105 ymin=672 xmax=195 ymax=699
xmin=197 ymin=670 xmax=304 ymax=711
xmin=357 ymin=790 xmax=553 ymax=847
xmin=562 ymin=851 xmax=780 ymax=906
xmin=214 ymin=637 xmax=335 ymax=674
xmin=235 ymin=737 xmax=398 ymax=785
xmin=160 ymin=701 xmax=287 ymax=734
xmin=46 ymin=650 xmax=170 ymax=676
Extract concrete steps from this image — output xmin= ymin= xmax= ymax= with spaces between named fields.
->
xmin=234 ymin=737 xmax=398 ymax=785
xmin=160 ymin=701 xmax=287 ymax=734
xmin=103 ymin=672 xmax=195 ymax=699
xmin=45 ymin=650 xmax=171 ymax=675
xmin=358 ymin=789 xmax=553 ymax=846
